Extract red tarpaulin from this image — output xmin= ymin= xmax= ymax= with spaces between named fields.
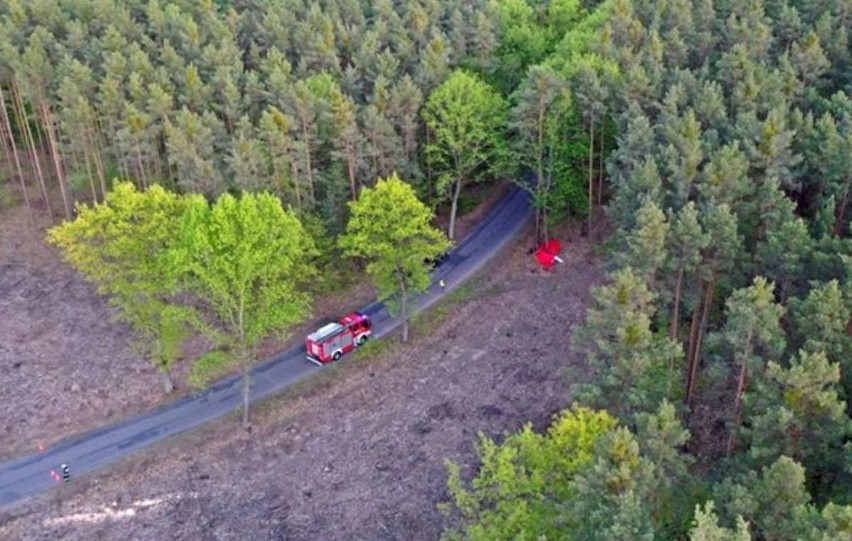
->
xmin=535 ymin=239 xmax=564 ymax=271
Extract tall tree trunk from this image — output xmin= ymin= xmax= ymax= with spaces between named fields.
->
xmin=835 ymin=182 xmax=851 ymax=236
xmin=83 ymin=147 xmax=98 ymax=202
xmin=13 ymin=84 xmax=52 ymax=221
xmin=425 ymin=127 xmax=434 ymax=201
xmin=536 ymin=109 xmax=545 ymax=244
xmin=105 ymin=117 xmax=130 ymax=182
xmin=686 ymin=276 xmax=716 ymax=404
xmin=726 ymin=336 xmax=753 ymax=455
xmin=87 ymin=122 xmax=107 ymax=201
xmin=242 ymin=369 xmax=251 ymax=430
xmin=400 ymin=280 xmax=409 ymax=343
xmin=39 ymin=103 xmax=72 ymax=219
xmin=93 ymin=116 xmax=109 ymax=197
xmin=300 ymin=120 xmax=315 ymax=207
xmin=238 ymin=303 xmax=252 ymax=431
xmin=161 ymin=369 xmax=174 ymax=394
xmin=587 ymin=116 xmax=595 ymax=236
xmin=597 ymin=117 xmax=605 ymax=206
xmin=134 ymin=143 xmax=148 ymax=189
xmin=669 ymin=268 xmax=684 ymax=341
xmin=287 ymin=150 xmax=302 ymax=211
xmin=404 ymin=120 xmax=415 ymax=166
xmin=0 ymin=85 xmax=32 ymax=222
xmin=347 ymin=141 xmax=357 ymax=201
xmin=448 ymin=174 xmax=463 ymax=241
xmin=543 ymin=149 xmax=554 ymax=242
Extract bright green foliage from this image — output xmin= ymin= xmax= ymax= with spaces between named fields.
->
xmin=48 ymin=182 xmax=193 ymax=393
xmin=441 ymin=406 xmax=618 ymax=541
xmin=339 ymin=173 xmax=450 ymax=342
xmin=174 ymin=191 xmax=317 ymax=427
xmin=688 ymin=502 xmax=751 ymax=541
xmin=488 ymin=0 xmax=556 ymax=93
xmin=510 ymin=64 xmax=571 ymax=242
xmin=574 ymin=267 xmax=684 ymax=421
xmin=423 ymin=69 xmax=508 ymax=240
xmin=745 ymin=351 xmax=850 ymax=497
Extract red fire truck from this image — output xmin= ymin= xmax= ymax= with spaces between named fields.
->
xmin=305 ymin=311 xmax=372 ymax=365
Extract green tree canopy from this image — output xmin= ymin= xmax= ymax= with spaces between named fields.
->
xmin=441 ymin=407 xmax=618 ymax=541
xmin=48 ymin=181 xmax=193 ymax=394
xmin=174 ymin=191 xmax=317 ymax=429
xmin=339 ymin=173 xmax=450 ymax=342
xmin=423 ymin=69 xmax=508 ymax=240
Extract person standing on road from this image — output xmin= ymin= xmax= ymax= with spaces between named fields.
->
xmin=439 ymin=278 xmax=446 ymax=289
xmin=60 ymin=463 xmax=70 ymax=483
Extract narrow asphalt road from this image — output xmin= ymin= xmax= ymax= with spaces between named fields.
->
xmin=0 ymin=187 xmax=532 ymax=509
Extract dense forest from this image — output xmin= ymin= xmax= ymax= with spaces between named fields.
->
xmin=2 ymin=0 xmax=852 ymax=539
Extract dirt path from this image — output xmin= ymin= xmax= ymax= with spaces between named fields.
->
xmin=0 ymin=221 xmax=602 ymax=540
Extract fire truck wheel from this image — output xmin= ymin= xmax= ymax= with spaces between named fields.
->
xmin=333 ymin=351 xmax=342 ymax=361
xmin=357 ymin=335 xmax=368 ymax=346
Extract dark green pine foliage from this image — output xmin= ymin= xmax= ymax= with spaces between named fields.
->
xmin=0 ymin=0 xmax=507 ymax=235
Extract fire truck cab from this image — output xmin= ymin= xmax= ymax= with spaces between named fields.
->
xmin=305 ymin=311 xmax=372 ymax=366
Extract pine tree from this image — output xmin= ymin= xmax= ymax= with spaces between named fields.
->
xmin=688 ymin=502 xmax=751 ymax=541
xmin=709 ymin=277 xmax=786 ymax=455
xmin=386 ymin=75 xmax=424 ymax=183
xmin=756 ymin=211 xmax=812 ymax=300
xmin=227 ymin=115 xmax=266 ymax=192
xmin=330 ymin=90 xmax=362 ymax=201
xmin=714 ymin=457 xmax=812 ymax=541
xmin=685 ymin=204 xmax=743 ymax=406
xmin=574 ymin=267 xmax=683 ymax=421
xmin=666 ymin=202 xmax=710 ymax=342
xmin=567 ymin=428 xmax=657 ymax=541
xmin=165 ymin=107 xmax=225 ymax=197
xmin=745 ymin=350 xmax=850 ymax=496
xmin=616 ymin=197 xmax=669 ymax=289
xmin=258 ymin=106 xmax=303 ymax=209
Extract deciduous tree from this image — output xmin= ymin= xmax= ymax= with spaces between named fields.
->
xmin=174 ymin=191 xmax=317 ymax=429
xmin=511 ymin=64 xmax=571 ymax=242
xmin=423 ymin=70 xmax=507 ymax=240
xmin=441 ymin=407 xmax=618 ymax=541
xmin=48 ymin=182 xmax=193 ymax=394
xmin=339 ymin=173 xmax=450 ymax=342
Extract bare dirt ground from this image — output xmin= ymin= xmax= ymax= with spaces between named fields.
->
xmin=0 ymin=187 xmax=603 ymax=540
xmin=0 ymin=202 xmax=163 ymax=461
